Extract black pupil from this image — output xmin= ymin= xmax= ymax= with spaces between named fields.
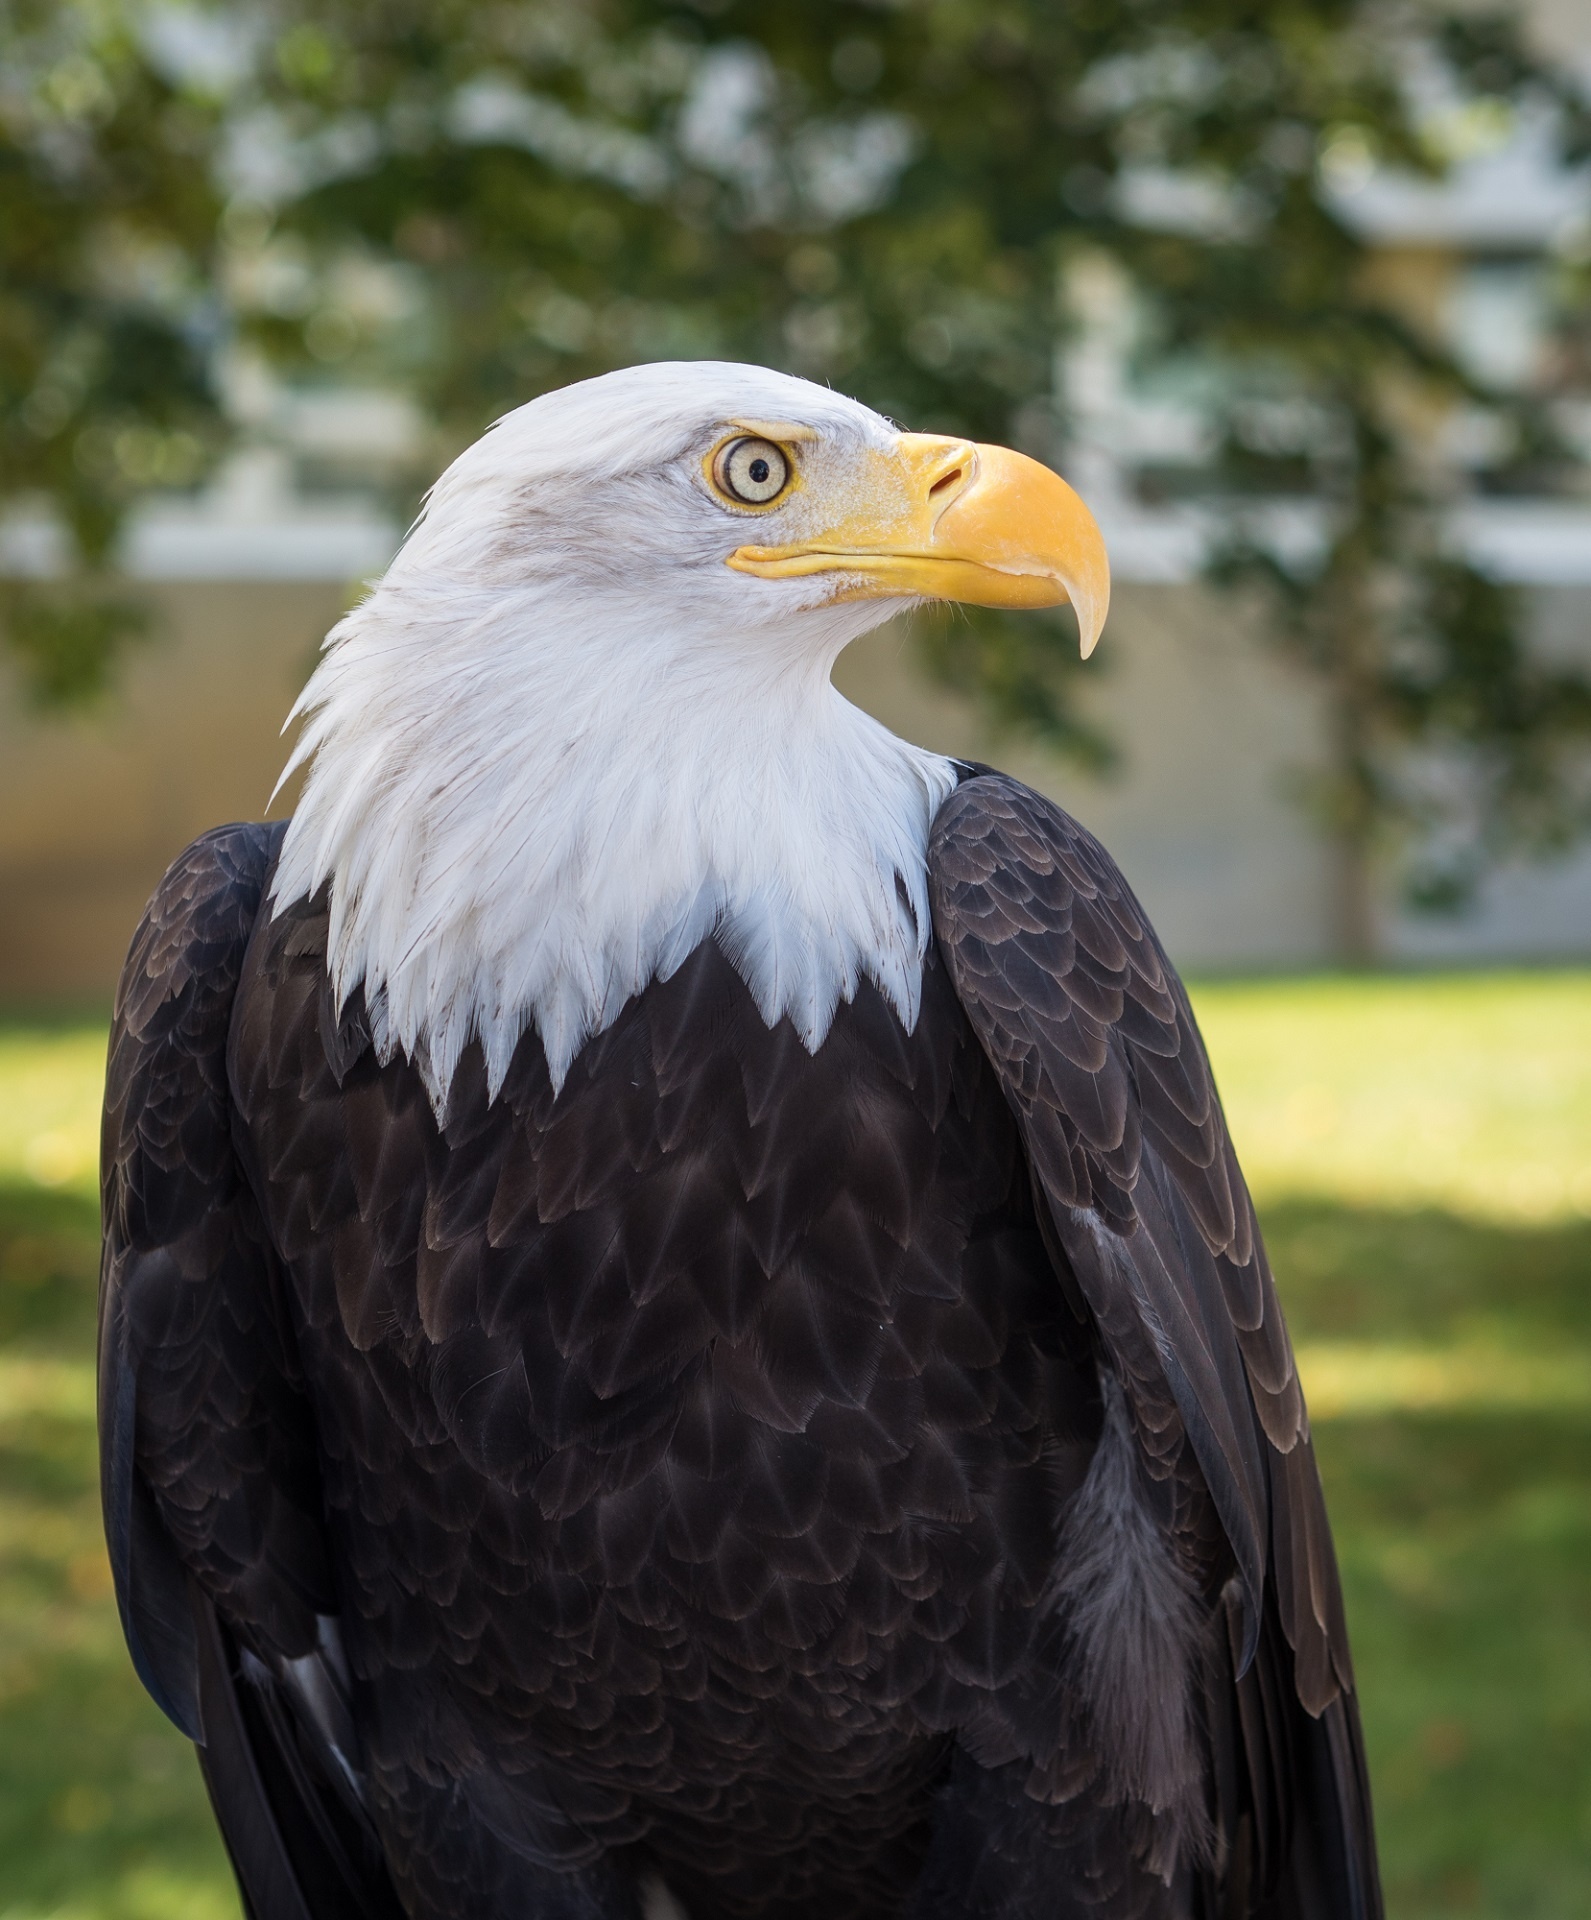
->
xmin=749 ymin=457 xmax=770 ymax=484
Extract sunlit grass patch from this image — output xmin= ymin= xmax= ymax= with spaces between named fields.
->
xmin=0 ymin=1868 xmax=239 ymax=1920
xmin=1190 ymin=971 xmax=1591 ymax=1224
xmin=1299 ymin=1340 xmax=1591 ymax=1419
xmin=0 ymin=1021 xmax=108 ymax=1203
xmin=0 ymin=1355 xmax=97 ymax=1425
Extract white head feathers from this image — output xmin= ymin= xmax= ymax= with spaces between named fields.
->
xmin=271 ymin=361 xmax=956 ymax=1112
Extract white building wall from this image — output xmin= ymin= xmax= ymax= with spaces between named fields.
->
xmin=834 ymin=587 xmax=1341 ymax=974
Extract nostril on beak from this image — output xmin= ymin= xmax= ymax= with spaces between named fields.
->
xmin=928 ymin=466 xmax=963 ymax=498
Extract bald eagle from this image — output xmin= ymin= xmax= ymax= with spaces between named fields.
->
xmin=100 ymin=363 xmax=1378 ymax=1920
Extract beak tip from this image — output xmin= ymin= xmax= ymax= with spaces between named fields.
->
xmin=1075 ymin=595 xmax=1107 ymax=660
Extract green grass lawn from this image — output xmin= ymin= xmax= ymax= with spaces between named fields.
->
xmin=1 ymin=973 xmax=1588 ymax=1918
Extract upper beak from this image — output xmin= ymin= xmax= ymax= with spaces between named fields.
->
xmin=726 ymin=433 xmax=1110 ymax=657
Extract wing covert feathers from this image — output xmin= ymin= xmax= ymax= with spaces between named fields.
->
xmin=99 ymin=823 xmax=401 ymax=1919
xmin=930 ymin=773 xmax=1378 ymax=1911
xmin=101 ymin=821 xmax=296 ymax=1731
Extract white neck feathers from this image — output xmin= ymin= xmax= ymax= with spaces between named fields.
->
xmin=271 ymin=577 xmax=955 ymax=1113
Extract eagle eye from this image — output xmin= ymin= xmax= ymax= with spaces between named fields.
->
xmin=712 ymin=436 xmax=792 ymax=507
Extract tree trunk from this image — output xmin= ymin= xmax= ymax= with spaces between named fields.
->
xmin=1322 ymin=566 xmax=1382 ymax=967
xmin=1330 ymin=812 xmax=1378 ymax=967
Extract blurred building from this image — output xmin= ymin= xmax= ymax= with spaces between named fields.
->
xmin=3 ymin=40 xmax=1591 ymax=999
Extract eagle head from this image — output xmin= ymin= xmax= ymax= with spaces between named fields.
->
xmin=273 ymin=361 xmax=1110 ymax=1109
xmin=389 ymin=358 xmax=1109 ymax=657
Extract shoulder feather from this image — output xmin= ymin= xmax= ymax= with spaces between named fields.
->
xmin=929 ymin=773 xmax=1379 ymax=1915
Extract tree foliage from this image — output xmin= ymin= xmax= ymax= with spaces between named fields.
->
xmin=4 ymin=0 xmax=1590 ymax=943
xmin=0 ymin=0 xmax=226 ymax=703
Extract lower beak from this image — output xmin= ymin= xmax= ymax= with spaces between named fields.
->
xmin=726 ymin=433 xmax=1110 ymax=657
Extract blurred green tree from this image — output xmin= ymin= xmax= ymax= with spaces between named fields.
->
xmin=5 ymin=0 xmax=1590 ymax=948
xmin=0 ymin=0 xmax=227 ymax=704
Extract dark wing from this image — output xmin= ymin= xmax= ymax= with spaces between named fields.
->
xmin=929 ymin=773 xmax=1379 ymax=1920
xmin=100 ymin=822 xmax=402 ymax=1920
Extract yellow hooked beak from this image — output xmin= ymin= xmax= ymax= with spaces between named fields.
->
xmin=725 ymin=433 xmax=1110 ymax=657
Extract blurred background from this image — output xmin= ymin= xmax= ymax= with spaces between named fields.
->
xmin=2 ymin=0 xmax=1591 ymax=1915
